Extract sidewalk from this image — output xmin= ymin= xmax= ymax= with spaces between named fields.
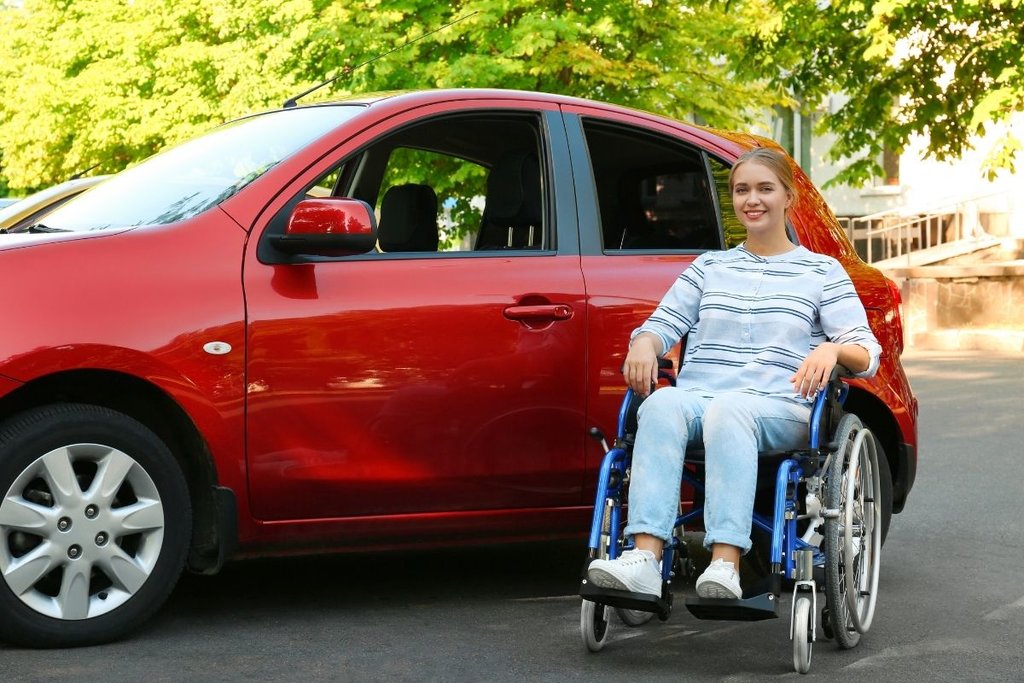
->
xmin=909 ymin=328 xmax=1024 ymax=353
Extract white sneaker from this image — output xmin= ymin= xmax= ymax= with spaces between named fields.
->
xmin=587 ymin=549 xmax=662 ymax=597
xmin=695 ymin=558 xmax=742 ymax=599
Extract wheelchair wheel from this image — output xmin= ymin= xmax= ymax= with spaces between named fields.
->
xmin=580 ymin=599 xmax=610 ymax=652
xmin=824 ymin=414 xmax=882 ymax=648
xmin=792 ymin=595 xmax=814 ymax=674
xmin=616 ymin=607 xmax=654 ymax=627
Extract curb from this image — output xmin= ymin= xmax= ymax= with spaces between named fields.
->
xmin=910 ymin=329 xmax=1024 ymax=353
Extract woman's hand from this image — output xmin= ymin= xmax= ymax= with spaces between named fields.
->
xmin=623 ymin=334 xmax=662 ymax=397
xmin=790 ymin=342 xmax=840 ymax=399
xmin=792 ymin=342 xmax=871 ymax=398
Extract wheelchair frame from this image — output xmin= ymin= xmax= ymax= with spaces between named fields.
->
xmin=578 ymin=365 xmax=882 ymax=674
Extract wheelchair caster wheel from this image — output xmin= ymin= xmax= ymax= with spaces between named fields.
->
xmin=673 ymin=555 xmax=696 ymax=583
xmin=821 ymin=606 xmax=834 ymax=640
xmin=616 ymin=607 xmax=654 ymax=627
xmin=792 ymin=595 xmax=813 ymax=674
xmin=580 ymin=599 xmax=610 ymax=652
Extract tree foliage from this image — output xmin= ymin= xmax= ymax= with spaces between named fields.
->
xmin=735 ymin=0 xmax=1024 ymax=185
xmin=3 ymin=0 xmax=1021 ymax=193
xmin=0 ymin=0 xmax=783 ymax=192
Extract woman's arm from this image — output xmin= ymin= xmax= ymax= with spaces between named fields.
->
xmin=818 ymin=261 xmax=882 ymax=380
xmin=790 ymin=341 xmax=870 ymax=399
xmin=623 ymin=332 xmax=665 ymax=396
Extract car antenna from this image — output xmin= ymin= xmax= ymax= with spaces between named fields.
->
xmin=282 ymin=11 xmax=477 ymax=109
xmin=69 ymin=164 xmax=101 ymax=180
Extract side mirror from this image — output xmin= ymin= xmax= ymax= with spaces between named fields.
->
xmin=270 ymin=198 xmax=377 ymax=256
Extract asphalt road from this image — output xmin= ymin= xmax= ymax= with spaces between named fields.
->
xmin=4 ymin=350 xmax=1023 ymax=682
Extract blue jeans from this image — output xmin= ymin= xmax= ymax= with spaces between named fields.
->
xmin=624 ymin=388 xmax=811 ymax=553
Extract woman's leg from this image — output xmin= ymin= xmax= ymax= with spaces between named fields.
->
xmin=623 ymin=388 xmax=710 ymax=559
xmin=587 ymin=388 xmax=707 ymax=595
xmin=694 ymin=393 xmax=810 ymax=598
xmin=701 ymin=393 xmax=810 ymax=554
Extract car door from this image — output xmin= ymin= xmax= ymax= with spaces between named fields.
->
xmin=560 ymin=106 xmax=742 ymax=490
xmin=242 ymin=104 xmax=588 ymax=521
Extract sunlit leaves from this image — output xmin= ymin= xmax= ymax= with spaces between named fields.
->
xmin=0 ymin=0 xmax=785 ymax=192
xmin=735 ymin=0 xmax=1024 ymax=186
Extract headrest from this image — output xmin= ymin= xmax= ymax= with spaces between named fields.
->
xmin=378 ymin=184 xmax=438 ymax=252
xmin=484 ymin=152 xmax=542 ymax=226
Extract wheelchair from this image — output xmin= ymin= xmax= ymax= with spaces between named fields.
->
xmin=578 ymin=361 xmax=883 ymax=674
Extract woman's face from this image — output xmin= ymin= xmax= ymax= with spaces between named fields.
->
xmin=731 ymin=160 xmax=792 ymax=238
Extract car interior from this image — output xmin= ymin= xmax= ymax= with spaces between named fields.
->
xmin=273 ymin=112 xmax=757 ymax=260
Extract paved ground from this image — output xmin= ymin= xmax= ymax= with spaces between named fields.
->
xmin=3 ymin=349 xmax=1023 ymax=681
xmin=910 ymin=328 xmax=1024 ymax=353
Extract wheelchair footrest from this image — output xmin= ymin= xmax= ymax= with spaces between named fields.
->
xmin=684 ymin=592 xmax=779 ymax=621
xmin=579 ymin=580 xmax=672 ymax=621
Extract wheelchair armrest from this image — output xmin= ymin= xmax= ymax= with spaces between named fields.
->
xmin=808 ymin=365 xmax=851 ymax=451
xmin=656 ymin=356 xmax=676 ymax=382
xmin=829 ymin=364 xmax=852 ymax=381
xmin=619 ymin=357 xmax=677 ymax=444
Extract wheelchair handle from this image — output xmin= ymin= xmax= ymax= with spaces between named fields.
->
xmin=588 ymin=426 xmax=609 ymax=453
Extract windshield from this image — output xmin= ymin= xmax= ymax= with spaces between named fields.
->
xmin=42 ymin=105 xmax=364 ymax=232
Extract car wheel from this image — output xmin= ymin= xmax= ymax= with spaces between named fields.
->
xmin=0 ymin=404 xmax=191 ymax=647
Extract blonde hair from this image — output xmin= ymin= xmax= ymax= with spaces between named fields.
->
xmin=729 ymin=147 xmax=798 ymax=206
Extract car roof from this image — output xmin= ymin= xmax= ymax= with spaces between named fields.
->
xmin=277 ymin=88 xmax=762 ymax=157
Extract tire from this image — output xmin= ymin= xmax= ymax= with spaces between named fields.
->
xmin=615 ymin=606 xmax=654 ymax=627
xmin=0 ymin=404 xmax=191 ymax=647
xmin=792 ymin=594 xmax=813 ymax=674
xmin=580 ymin=599 xmax=610 ymax=652
xmin=873 ymin=434 xmax=893 ymax=546
xmin=823 ymin=414 xmax=881 ymax=649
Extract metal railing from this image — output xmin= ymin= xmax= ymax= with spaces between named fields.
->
xmin=837 ymin=191 xmax=1008 ymax=265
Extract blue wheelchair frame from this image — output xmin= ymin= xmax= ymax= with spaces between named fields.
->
xmin=580 ymin=367 xmax=849 ymax=621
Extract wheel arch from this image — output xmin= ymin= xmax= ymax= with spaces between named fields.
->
xmin=0 ymin=368 xmax=234 ymax=573
xmin=843 ymin=386 xmax=909 ymax=513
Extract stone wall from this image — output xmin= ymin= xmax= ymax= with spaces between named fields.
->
xmin=886 ymin=262 xmax=1024 ymax=351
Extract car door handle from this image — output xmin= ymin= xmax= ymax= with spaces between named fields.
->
xmin=503 ymin=304 xmax=574 ymax=321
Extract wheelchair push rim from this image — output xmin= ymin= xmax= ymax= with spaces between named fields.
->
xmin=842 ymin=429 xmax=882 ymax=633
xmin=823 ymin=414 xmax=882 ymax=648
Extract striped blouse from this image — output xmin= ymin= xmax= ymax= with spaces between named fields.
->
xmin=633 ymin=245 xmax=882 ymax=402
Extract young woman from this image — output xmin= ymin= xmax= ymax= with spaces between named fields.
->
xmin=587 ymin=147 xmax=881 ymax=600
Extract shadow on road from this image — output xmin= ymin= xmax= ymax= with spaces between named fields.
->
xmin=166 ymin=539 xmax=585 ymax=619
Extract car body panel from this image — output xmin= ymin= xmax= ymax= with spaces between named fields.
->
xmin=0 ymin=215 xmax=249 ymax=507
xmin=243 ymin=254 xmax=588 ymax=519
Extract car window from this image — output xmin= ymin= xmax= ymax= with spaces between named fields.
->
xmin=581 ymin=121 xmax=721 ymax=251
xmin=300 ymin=112 xmax=548 ymax=256
xmin=375 ymin=147 xmax=488 ymax=251
xmin=708 ymin=155 xmax=747 ymax=249
xmin=42 ymin=105 xmax=363 ymax=232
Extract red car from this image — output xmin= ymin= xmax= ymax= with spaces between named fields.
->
xmin=0 ymin=89 xmax=917 ymax=646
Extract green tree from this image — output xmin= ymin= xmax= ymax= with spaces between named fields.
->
xmin=735 ymin=0 xmax=1024 ymax=186
xmin=0 ymin=0 xmax=784 ymax=192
